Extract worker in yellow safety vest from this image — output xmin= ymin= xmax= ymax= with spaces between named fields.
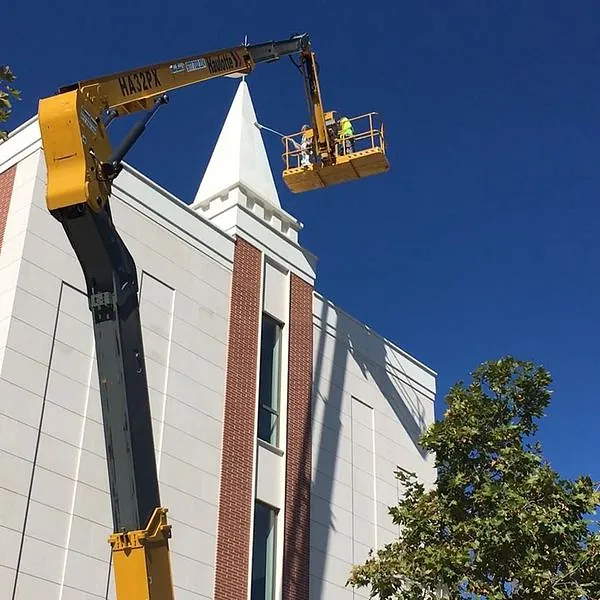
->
xmin=339 ymin=116 xmax=355 ymax=155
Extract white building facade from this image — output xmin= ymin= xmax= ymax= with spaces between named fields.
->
xmin=0 ymin=80 xmax=436 ymax=600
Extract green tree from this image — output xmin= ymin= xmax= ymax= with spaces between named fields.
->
xmin=347 ymin=357 xmax=600 ymax=599
xmin=0 ymin=65 xmax=21 ymax=141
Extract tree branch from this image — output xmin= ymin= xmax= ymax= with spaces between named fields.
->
xmin=546 ymin=545 xmax=599 ymax=592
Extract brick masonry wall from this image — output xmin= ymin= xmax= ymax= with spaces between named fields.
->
xmin=214 ymin=237 xmax=262 ymax=600
xmin=0 ymin=165 xmax=17 ymax=253
xmin=283 ymin=274 xmax=314 ymax=600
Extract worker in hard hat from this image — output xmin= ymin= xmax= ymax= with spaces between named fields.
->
xmin=339 ymin=116 xmax=355 ymax=155
xmin=300 ymin=124 xmax=312 ymax=167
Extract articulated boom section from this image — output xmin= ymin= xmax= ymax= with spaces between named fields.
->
xmin=300 ymin=49 xmax=332 ymax=163
xmin=52 ymin=203 xmax=175 ymax=600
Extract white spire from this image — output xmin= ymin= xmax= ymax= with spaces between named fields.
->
xmin=192 ymin=79 xmax=281 ymax=209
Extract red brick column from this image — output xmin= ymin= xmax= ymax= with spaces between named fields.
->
xmin=0 ymin=165 xmax=17 ymax=253
xmin=283 ymin=274 xmax=314 ymax=600
xmin=214 ymin=237 xmax=262 ymax=600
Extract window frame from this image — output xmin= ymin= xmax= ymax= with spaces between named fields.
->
xmin=251 ymin=501 xmax=278 ymax=600
xmin=257 ymin=312 xmax=284 ymax=447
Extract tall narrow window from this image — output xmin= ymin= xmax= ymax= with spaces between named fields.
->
xmin=258 ymin=313 xmax=282 ymax=446
xmin=251 ymin=502 xmax=277 ymax=600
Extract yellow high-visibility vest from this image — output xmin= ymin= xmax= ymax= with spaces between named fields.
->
xmin=340 ymin=118 xmax=353 ymax=137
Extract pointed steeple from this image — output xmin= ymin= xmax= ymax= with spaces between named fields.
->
xmin=189 ymin=79 xmax=317 ymax=284
xmin=192 ymin=80 xmax=281 ymax=208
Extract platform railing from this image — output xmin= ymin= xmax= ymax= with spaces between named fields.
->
xmin=281 ymin=112 xmax=386 ymax=171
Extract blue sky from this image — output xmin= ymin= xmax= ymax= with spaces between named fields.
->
xmin=4 ymin=1 xmax=599 ymax=483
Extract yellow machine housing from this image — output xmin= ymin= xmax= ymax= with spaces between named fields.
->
xmin=39 ymin=90 xmax=113 ymax=212
xmin=109 ymin=508 xmax=175 ymax=600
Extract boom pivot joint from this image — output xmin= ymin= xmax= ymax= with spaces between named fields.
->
xmin=101 ymin=94 xmax=169 ymax=180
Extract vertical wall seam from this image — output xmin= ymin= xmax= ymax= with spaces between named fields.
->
xmin=371 ymin=408 xmax=378 ymax=549
xmin=11 ymin=282 xmax=63 ymax=600
xmin=350 ymin=397 xmax=356 ymax=600
xmin=59 ymin=288 xmax=96 ymax=597
xmin=155 ymin=279 xmax=176 ymax=478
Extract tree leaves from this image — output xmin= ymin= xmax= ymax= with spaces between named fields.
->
xmin=0 ymin=65 xmax=21 ymax=141
xmin=347 ymin=357 xmax=600 ymax=599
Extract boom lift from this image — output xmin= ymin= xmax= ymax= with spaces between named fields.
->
xmin=280 ymin=47 xmax=388 ymax=192
xmin=37 ymin=33 xmax=388 ymax=600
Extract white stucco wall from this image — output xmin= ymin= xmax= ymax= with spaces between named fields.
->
xmin=310 ymin=293 xmax=436 ymax=600
xmin=0 ymin=129 xmax=234 ymax=600
xmin=0 ymin=113 xmax=438 ymax=600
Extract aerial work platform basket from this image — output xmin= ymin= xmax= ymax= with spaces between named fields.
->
xmin=281 ymin=112 xmax=389 ymax=194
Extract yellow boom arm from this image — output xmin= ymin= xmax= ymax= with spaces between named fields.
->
xmin=297 ymin=48 xmax=332 ymax=164
xmin=38 ymin=34 xmax=312 ymax=214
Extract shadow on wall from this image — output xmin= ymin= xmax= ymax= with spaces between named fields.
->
xmin=309 ymin=298 xmax=348 ymax=600
xmin=308 ymin=299 xmax=430 ymax=600
xmin=342 ymin=313 xmax=428 ymax=459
